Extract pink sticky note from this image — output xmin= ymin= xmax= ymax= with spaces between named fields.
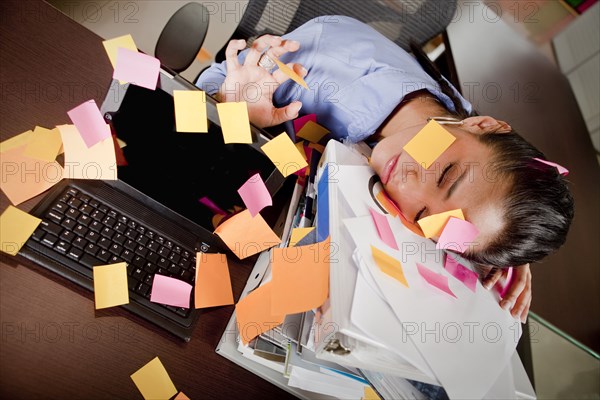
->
xmin=67 ymin=100 xmax=110 ymax=148
xmin=150 ymin=274 xmax=192 ymax=308
xmin=198 ymin=197 xmax=228 ymax=216
xmin=533 ymin=157 xmax=569 ymax=176
xmin=497 ymin=267 xmax=514 ymax=298
xmin=113 ymin=48 xmax=160 ymax=90
xmin=237 ymin=173 xmax=272 ymax=217
xmin=293 ymin=114 xmax=317 ymax=135
xmin=436 ymin=217 xmax=479 ymax=253
xmin=444 ymin=254 xmax=478 ymax=292
xmin=369 ymin=208 xmax=398 ymax=250
xmin=417 ymin=263 xmax=456 ymax=298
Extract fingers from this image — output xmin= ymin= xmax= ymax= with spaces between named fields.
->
xmin=244 ymin=35 xmax=282 ymax=66
xmin=270 ymin=101 xmax=302 ymax=126
xmin=267 ymin=39 xmax=301 ymax=59
xmin=272 ymin=63 xmax=307 ymax=85
xmin=225 ymin=39 xmax=246 ymax=72
xmin=508 ymin=264 xmax=532 ymax=323
xmin=482 ymin=267 xmax=503 ymax=290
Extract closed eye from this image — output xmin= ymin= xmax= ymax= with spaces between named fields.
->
xmin=437 ymin=163 xmax=454 ymax=187
xmin=414 ymin=206 xmax=426 ymax=224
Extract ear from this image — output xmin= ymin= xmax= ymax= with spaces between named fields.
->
xmin=461 ymin=116 xmax=512 ymax=134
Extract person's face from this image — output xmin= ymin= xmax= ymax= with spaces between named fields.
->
xmin=370 ymin=123 xmax=510 ymax=248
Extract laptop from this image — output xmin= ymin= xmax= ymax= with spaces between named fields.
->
xmin=19 ymin=70 xmax=289 ymax=341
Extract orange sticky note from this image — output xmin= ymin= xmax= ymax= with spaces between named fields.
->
xmin=23 ymin=126 xmax=63 ymax=162
xmin=274 ymin=58 xmax=308 ymax=89
xmin=0 ymin=206 xmax=41 ymax=256
xmin=402 ymin=120 xmax=456 ymax=169
xmin=289 ymin=227 xmax=314 ymax=247
xmin=371 ymin=245 xmax=408 ymax=287
xmin=0 ymin=129 xmax=33 ymax=153
xmin=270 ymin=238 xmax=330 ymax=315
xmin=375 ymin=191 xmax=399 ymax=217
xmin=130 ymin=357 xmax=178 ymax=400
xmin=0 ymin=145 xmax=64 ymax=205
xmin=417 ymin=209 xmax=464 ymax=238
xmin=174 ymin=90 xmax=208 ymax=133
xmin=296 ymin=120 xmax=329 ymax=143
xmin=194 ymin=252 xmax=234 ymax=308
xmin=174 ymin=392 xmax=191 ymax=400
xmin=214 ymin=210 xmax=281 ymax=259
xmin=196 ymin=47 xmax=212 ymax=63
xmin=235 ymin=281 xmax=285 ymax=345
xmin=261 ymin=132 xmax=308 ymax=177
xmin=93 ymin=263 xmax=129 ymax=309
xmin=216 ymin=101 xmax=252 ymax=144
xmin=58 ymin=124 xmax=117 ymax=180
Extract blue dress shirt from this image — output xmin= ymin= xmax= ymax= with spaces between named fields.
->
xmin=196 ymin=16 xmax=472 ymax=142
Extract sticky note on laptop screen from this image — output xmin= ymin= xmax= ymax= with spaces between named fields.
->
xmin=260 ymin=132 xmax=308 ymax=177
xmin=216 ymin=101 xmax=252 ymax=144
xmin=402 ymin=120 xmax=456 ymax=169
xmin=174 ymin=90 xmax=208 ymax=133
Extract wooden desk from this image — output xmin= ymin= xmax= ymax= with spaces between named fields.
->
xmin=447 ymin=1 xmax=600 ymax=352
xmin=0 ymin=1 xmax=294 ymax=398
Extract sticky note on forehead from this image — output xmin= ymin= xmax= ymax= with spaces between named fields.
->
xmin=261 ymin=132 xmax=308 ymax=177
xmin=402 ymin=120 xmax=456 ymax=169
xmin=417 ymin=209 xmax=464 ymax=238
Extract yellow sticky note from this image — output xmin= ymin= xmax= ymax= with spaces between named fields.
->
xmin=308 ymin=142 xmax=325 ymax=154
xmin=363 ymin=386 xmax=381 ymax=400
xmin=274 ymin=58 xmax=308 ymax=89
xmin=0 ymin=206 xmax=41 ymax=256
xmin=58 ymin=124 xmax=117 ymax=180
xmin=261 ymin=132 xmax=308 ymax=177
xmin=92 ymin=263 xmax=129 ymax=309
xmin=1 ymin=130 xmax=34 ymax=153
xmin=102 ymin=34 xmax=137 ymax=68
xmin=402 ymin=120 xmax=456 ymax=169
xmin=371 ymin=245 xmax=408 ymax=287
xmin=289 ymin=227 xmax=314 ymax=247
xmin=174 ymin=90 xmax=208 ymax=133
xmin=417 ymin=209 xmax=464 ymax=238
xmin=296 ymin=120 xmax=329 ymax=143
xmin=216 ymin=101 xmax=252 ymax=144
xmin=214 ymin=210 xmax=281 ymax=259
xmin=194 ymin=252 xmax=234 ymax=308
xmin=23 ymin=126 xmax=63 ymax=162
xmin=130 ymin=357 xmax=178 ymax=400
xmin=295 ymin=141 xmax=307 ymax=161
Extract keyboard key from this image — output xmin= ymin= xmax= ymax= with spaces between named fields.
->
xmin=173 ymin=245 xmax=182 ymax=254
xmin=118 ymin=215 xmax=128 ymax=224
xmin=158 ymin=258 xmax=169 ymax=269
xmin=136 ymin=225 xmax=146 ymax=235
xmin=67 ymin=197 xmax=82 ymax=209
xmin=179 ymin=259 xmax=192 ymax=270
xmin=97 ymin=204 xmax=109 ymax=213
xmin=80 ymin=253 xmax=101 ymax=268
xmin=96 ymin=249 xmax=111 ymax=263
xmin=158 ymin=246 xmax=170 ymax=257
xmin=180 ymin=270 xmax=193 ymax=283
xmin=78 ymin=214 xmax=92 ymax=226
xmin=79 ymin=194 xmax=91 ymax=203
xmin=90 ymin=210 xmax=105 ymax=221
xmin=72 ymin=237 xmax=88 ymax=249
xmin=41 ymin=220 xmax=62 ymax=237
xmin=124 ymin=239 xmax=136 ymax=251
xmin=31 ymin=228 xmax=45 ymax=242
xmin=89 ymin=199 xmax=100 ymax=208
xmin=127 ymin=220 xmax=137 ymax=229
xmin=67 ymin=247 xmax=83 ymax=261
xmin=97 ymin=237 xmax=111 ymax=250
xmin=74 ymin=225 xmax=88 ymax=237
xmin=128 ymin=276 xmax=136 ymax=290
xmin=113 ymin=233 xmax=126 ymax=245
xmin=182 ymin=251 xmax=191 ymax=259
xmin=109 ymin=243 xmax=123 ymax=256
xmin=46 ymin=211 xmax=63 ymax=224
xmin=84 ymin=230 xmax=100 ymax=243
xmin=135 ymin=245 xmax=148 ymax=258
xmin=121 ymin=249 xmax=134 ymax=262
xmin=107 ymin=210 xmax=118 ymax=219
xmin=114 ymin=222 xmax=127 ymax=234
xmin=89 ymin=220 xmax=102 ymax=232
xmin=102 ymin=216 xmax=116 ymax=228
xmin=143 ymin=274 xmax=154 ymax=286
xmin=41 ymin=234 xmax=58 ymax=247
xmin=125 ymin=229 xmax=138 ymax=241
xmin=156 ymin=236 xmax=165 ymax=244
xmin=147 ymin=241 xmax=160 ymax=252
xmin=59 ymin=230 xmax=75 ymax=243
xmin=109 ymin=255 xmax=122 ymax=264
xmin=168 ymin=263 xmax=181 ymax=276
xmin=147 ymin=252 xmax=159 ymax=264
xmin=144 ymin=262 xmax=158 ymax=274
xmin=168 ymin=253 xmax=180 ymax=264
xmin=84 ymin=243 xmax=99 ymax=256
xmin=79 ymin=204 xmax=94 ymax=215
xmin=136 ymin=235 xmax=149 ymax=246
xmin=135 ymin=282 xmax=151 ymax=298
xmin=165 ymin=240 xmax=173 ymax=249
xmin=54 ymin=241 xmax=69 ymax=254
xmin=59 ymin=193 xmax=71 ymax=203
xmin=132 ymin=256 xmax=145 ymax=268
xmin=61 ymin=218 xmax=76 ymax=230
xmin=66 ymin=188 xmax=78 ymax=196
xmin=132 ymin=267 xmax=145 ymax=281
xmin=101 ymin=227 xmax=114 ymax=239
xmin=66 ymin=208 xmax=80 ymax=219
xmin=146 ymin=230 xmax=155 ymax=240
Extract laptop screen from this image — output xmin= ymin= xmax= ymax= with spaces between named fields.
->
xmin=107 ymin=83 xmax=277 ymax=232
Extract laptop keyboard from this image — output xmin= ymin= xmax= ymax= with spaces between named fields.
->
xmin=26 ymin=187 xmax=196 ymax=320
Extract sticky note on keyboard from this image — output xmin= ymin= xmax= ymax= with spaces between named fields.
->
xmin=261 ymin=132 xmax=308 ymax=177
xmin=417 ymin=209 xmax=464 ymax=238
xmin=274 ymin=58 xmax=308 ymax=89
xmin=296 ymin=120 xmax=329 ymax=143
xmin=150 ymin=274 xmax=192 ymax=308
xmin=214 ymin=209 xmax=280 ymax=259
xmin=235 ymin=281 xmax=285 ymax=345
xmin=194 ymin=253 xmax=234 ymax=308
xmin=216 ymin=101 xmax=252 ymax=144
xmin=174 ymin=90 xmax=208 ymax=133
xmin=92 ymin=262 xmax=129 ymax=309
xmin=67 ymin=100 xmax=111 ymax=148
xmin=23 ymin=126 xmax=63 ymax=162
xmin=402 ymin=120 xmax=456 ymax=169
xmin=0 ymin=206 xmax=41 ymax=256
xmin=371 ymin=245 xmax=408 ymax=287
xmin=417 ymin=262 xmax=456 ymax=298
xmin=130 ymin=357 xmax=178 ymax=400
xmin=237 ymin=173 xmax=272 ymax=217
xmin=113 ymin=47 xmax=160 ymax=91
xmin=58 ymin=124 xmax=117 ymax=180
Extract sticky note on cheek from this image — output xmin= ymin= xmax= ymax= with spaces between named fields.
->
xmin=403 ymin=120 xmax=456 ymax=169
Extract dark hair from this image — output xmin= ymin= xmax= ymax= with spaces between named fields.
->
xmin=410 ymin=42 xmax=574 ymax=267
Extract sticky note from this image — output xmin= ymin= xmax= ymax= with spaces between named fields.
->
xmin=113 ymin=47 xmax=160 ymax=91
xmin=150 ymin=274 xmax=192 ymax=308
xmin=174 ymin=392 xmax=191 ymax=400
xmin=402 ymin=120 xmax=456 ymax=169
xmin=194 ymin=253 xmax=234 ymax=308
xmin=102 ymin=34 xmax=137 ymax=68
xmin=444 ymin=254 xmax=478 ymax=293
xmin=417 ymin=263 xmax=456 ymax=298
xmin=111 ymin=134 xmax=128 ymax=166
xmin=0 ymin=145 xmax=64 ymax=205
xmin=92 ymin=263 xmax=129 ymax=309
xmin=371 ymin=246 xmax=408 ymax=287
xmin=364 ymin=386 xmax=382 ymax=400
xmin=216 ymin=101 xmax=252 ymax=144
xmin=436 ymin=217 xmax=479 ymax=253
xmin=174 ymin=90 xmax=208 ymax=133
xmin=293 ymin=114 xmax=317 ymax=135
xmin=23 ymin=126 xmax=62 ymax=162
xmin=289 ymin=227 xmax=315 ymax=247
xmin=67 ymin=100 xmax=111 ymax=148
xmin=497 ymin=267 xmax=514 ymax=298
xmin=296 ymin=120 xmax=329 ymax=143
xmin=237 ymin=173 xmax=272 ymax=217
xmin=274 ymin=58 xmax=308 ymax=89
xmin=295 ymin=141 xmax=307 ymax=161
xmin=214 ymin=210 xmax=281 ymax=259
xmin=417 ymin=209 xmax=464 ymax=238
xmin=533 ymin=157 xmax=569 ymax=176
xmin=196 ymin=47 xmax=212 ymax=63
xmin=0 ymin=206 xmax=41 ymax=256
xmin=369 ymin=208 xmax=398 ymax=250
xmin=0 ymin=130 xmax=32 ymax=153
xmin=270 ymin=238 xmax=330 ymax=315
xmin=375 ymin=191 xmax=400 ymax=218
xmin=261 ymin=132 xmax=308 ymax=177
xmin=58 ymin=124 xmax=117 ymax=180
xmin=130 ymin=357 xmax=178 ymax=400
xmin=236 ymin=281 xmax=285 ymax=345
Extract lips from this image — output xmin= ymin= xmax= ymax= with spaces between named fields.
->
xmin=381 ymin=154 xmax=400 ymax=185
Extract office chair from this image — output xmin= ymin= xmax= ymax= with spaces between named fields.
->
xmin=155 ymin=2 xmax=210 ymax=74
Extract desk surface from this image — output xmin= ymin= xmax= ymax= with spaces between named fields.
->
xmin=0 ymin=1 xmax=295 ymax=398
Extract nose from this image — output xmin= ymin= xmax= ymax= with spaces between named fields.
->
xmin=387 ymin=164 xmax=439 ymax=222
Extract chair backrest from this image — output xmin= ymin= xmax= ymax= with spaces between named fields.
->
xmin=155 ymin=2 xmax=210 ymax=73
